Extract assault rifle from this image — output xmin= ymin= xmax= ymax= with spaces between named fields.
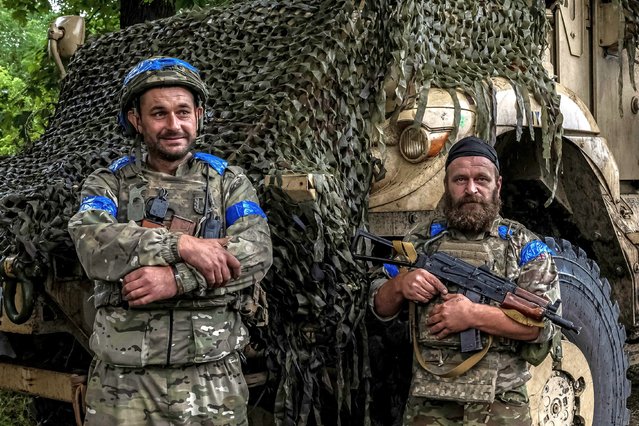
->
xmin=352 ymin=229 xmax=580 ymax=352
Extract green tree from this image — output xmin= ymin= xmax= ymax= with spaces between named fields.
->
xmin=0 ymin=2 xmax=58 ymax=155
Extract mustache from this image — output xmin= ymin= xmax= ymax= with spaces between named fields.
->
xmin=159 ymin=130 xmax=188 ymax=138
xmin=455 ymin=195 xmax=486 ymax=206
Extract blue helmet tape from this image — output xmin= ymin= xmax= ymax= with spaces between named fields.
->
xmin=123 ymin=57 xmax=200 ymax=86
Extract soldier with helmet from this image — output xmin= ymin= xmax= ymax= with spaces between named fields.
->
xmin=68 ymin=57 xmax=272 ymax=425
xmin=369 ymin=136 xmax=561 ymax=425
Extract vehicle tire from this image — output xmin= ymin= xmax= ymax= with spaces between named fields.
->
xmin=529 ymin=237 xmax=630 ymax=425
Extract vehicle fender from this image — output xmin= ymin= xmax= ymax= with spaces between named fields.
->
xmin=494 ymin=78 xmax=619 ymax=201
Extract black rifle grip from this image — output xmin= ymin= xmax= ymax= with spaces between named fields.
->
xmin=460 ymin=289 xmax=483 ymax=352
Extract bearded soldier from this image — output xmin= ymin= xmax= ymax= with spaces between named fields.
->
xmin=370 ymin=136 xmax=560 ymax=425
xmin=68 ymin=57 xmax=272 ymax=425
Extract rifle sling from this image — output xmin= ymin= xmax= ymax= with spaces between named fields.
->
xmin=409 ymin=301 xmax=492 ymax=379
xmin=501 ymin=308 xmax=545 ymax=328
xmin=393 ymin=240 xmax=418 ymax=262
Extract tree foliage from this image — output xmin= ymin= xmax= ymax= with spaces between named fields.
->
xmin=0 ymin=2 xmax=58 ymax=156
xmin=0 ymin=0 xmax=119 ymax=156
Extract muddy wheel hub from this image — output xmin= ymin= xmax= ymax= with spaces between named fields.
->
xmin=541 ymin=372 xmax=575 ymax=424
xmin=527 ymin=340 xmax=593 ymax=425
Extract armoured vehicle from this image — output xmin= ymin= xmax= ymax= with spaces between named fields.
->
xmin=0 ymin=1 xmax=637 ymax=425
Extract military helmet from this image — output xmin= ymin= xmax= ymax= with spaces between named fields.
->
xmin=118 ymin=57 xmax=209 ymax=137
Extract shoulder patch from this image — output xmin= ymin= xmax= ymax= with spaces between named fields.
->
xmin=108 ymin=156 xmax=134 ymax=173
xmin=193 ymin=152 xmax=228 ymax=176
xmin=430 ymin=222 xmax=447 ymax=237
xmin=519 ymin=240 xmax=556 ymax=266
xmin=498 ymin=225 xmax=513 ymax=240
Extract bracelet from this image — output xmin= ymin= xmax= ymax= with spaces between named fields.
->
xmin=171 ymin=264 xmax=185 ymax=295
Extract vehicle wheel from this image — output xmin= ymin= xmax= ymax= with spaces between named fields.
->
xmin=526 ymin=238 xmax=630 ymax=426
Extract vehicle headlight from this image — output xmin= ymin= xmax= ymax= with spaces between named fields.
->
xmin=399 ymin=126 xmax=431 ymax=163
xmin=399 ymin=126 xmax=449 ymax=163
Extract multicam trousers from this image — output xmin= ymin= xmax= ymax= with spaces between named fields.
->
xmin=84 ymin=352 xmax=248 ymax=426
xmin=403 ymin=385 xmax=532 ymax=426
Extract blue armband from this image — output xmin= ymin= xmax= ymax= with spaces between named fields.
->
xmin=225 ymin=201 xmax=267 ymax=226
xmin=383 ymin=263 xmax=399 ymax=278
xmin=78 ymin=195 xmax=118 ymax=218
xmin=519 ymin=240 xmax=556 ymax=266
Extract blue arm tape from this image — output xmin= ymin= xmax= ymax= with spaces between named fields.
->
xmin=78 ymin=195 xmax=118 ymax=218
xmin=519 ymin=240 xmax=556 ymax=266
xmin=193 ymin=152 xmax=228 ymax=176
xmin=383 ymin=264 xmax=399 ymax=278
xmin=225 ymin=201 xmax=267 ymax=227
xmin=108 ymin=156 xmax=134 ymax=172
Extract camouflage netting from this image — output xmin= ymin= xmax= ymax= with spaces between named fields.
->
xmin=0 ymin=0 xmax=602 ymax=424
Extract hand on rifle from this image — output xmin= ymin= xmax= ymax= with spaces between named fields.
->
xmin=427 ymin=293 xmax=541 ymax=341
xmin=427 ymin=293 xmax=476 ymax=339
xmin=397 ymin=269 xmax=448 ymax=303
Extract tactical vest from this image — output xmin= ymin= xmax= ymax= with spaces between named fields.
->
xmin=117 ymin=158 xmax=224 ymax=233
xmin=89 ymin=155 xmax=249 ymax=367
xmin=417 ymin=225 xmax=518 ymax=352
xmin=410 ymin=218 xmax=527 ymax=403
xmin=92 ymin=155 xmax=232 ymax=310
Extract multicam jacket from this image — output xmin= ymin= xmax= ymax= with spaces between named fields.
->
xmin=369 ymin=215 xmax=560 ymax=403
xmin=68 ymin=152 xmax=272 ymax=368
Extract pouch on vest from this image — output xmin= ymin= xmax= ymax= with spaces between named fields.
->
xmin=410 ymin=347 xmax=498 ymax=403
xmin=520 ymin=329 xmax=559 ymax=366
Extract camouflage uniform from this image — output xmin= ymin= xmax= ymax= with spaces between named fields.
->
xmin=68 ymin=152 xmax=272 ymax=425
xmin=369 ymin=216 xmax=560 ymax=426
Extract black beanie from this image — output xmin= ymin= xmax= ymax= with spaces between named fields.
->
xmin=445 ymin=136 xmax=500 ymax=172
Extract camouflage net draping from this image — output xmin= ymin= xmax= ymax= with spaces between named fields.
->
xmin=0 ymin=0 xmax=619 ymax=424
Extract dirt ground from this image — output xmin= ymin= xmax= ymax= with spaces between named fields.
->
xmin=630 ymin=388 xmax=639 ymax=425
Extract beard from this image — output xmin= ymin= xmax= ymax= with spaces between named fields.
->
xmin=443 ymin=188 xmax=502 ymax=234
xmin=145 ymin=131 xmax=195 ymax=162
